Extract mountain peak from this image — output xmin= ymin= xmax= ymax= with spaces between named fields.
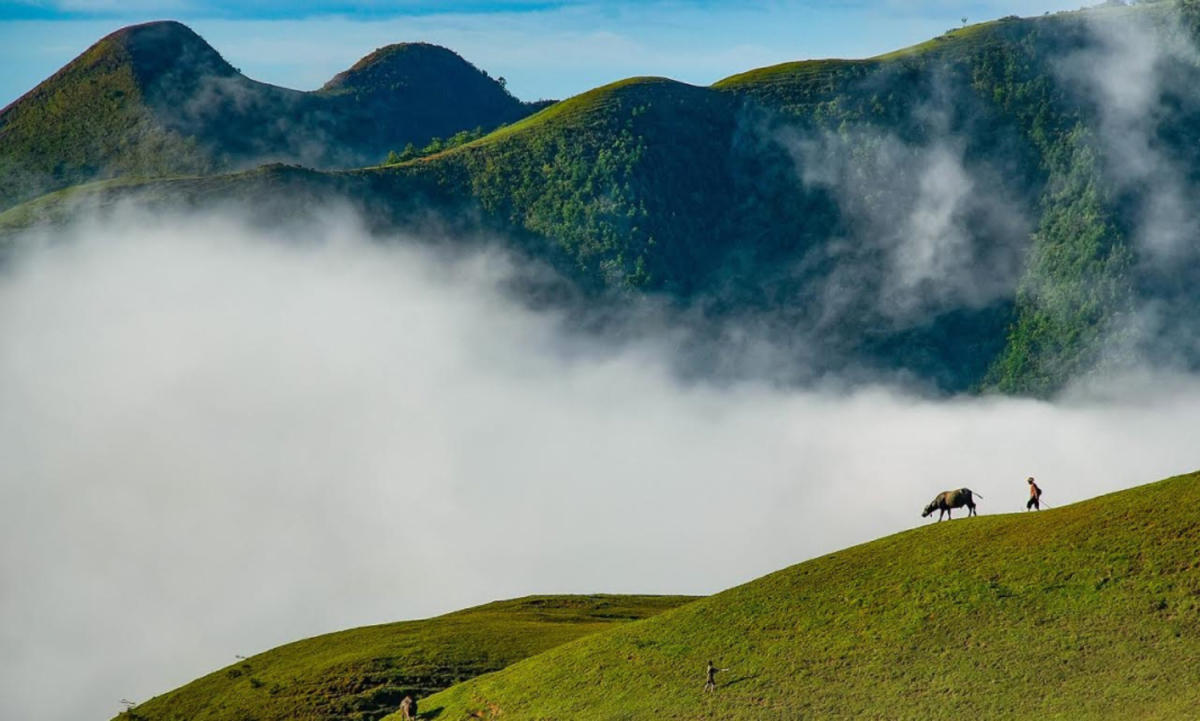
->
xmin=321 ymin=42 xmax=503 ymax=96
xmin=105 ymin=20 xmax=238 ymax=85
xmin=0 ymin=23 xmax=541 ymax=215
xmin=108 ymin=19 xmax=198 ymax=42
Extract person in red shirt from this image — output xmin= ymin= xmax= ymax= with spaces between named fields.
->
xmin=1026 ymin=477 xmax=1043 ymax=511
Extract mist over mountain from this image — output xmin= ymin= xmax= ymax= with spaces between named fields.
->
xmin=9 ymin=3 xmax=1200 ymax=396
xmin=0 ymin=20 xmax=545 ymax=214
xmin=4 ymin=208 xmax=1200 ymax=721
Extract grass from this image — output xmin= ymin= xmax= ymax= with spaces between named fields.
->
xmin=873 ymin=18 xmax=1013 ymax=61
xmin=0 ymin=165 xmax=339 ymax=236
xmin=419 ymin=471 xmax=1200 ymax=720
xmin=463 ymin=77 xmax=703 ymax=146
xmin=0 ymin=26 xmax=212 ymax=214
xmin=114 ymin=595 xmax=695 ymax=721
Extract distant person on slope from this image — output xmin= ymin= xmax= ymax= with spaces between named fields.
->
xmin=399 ymin=694 xmax=417 ymax=720
xmin=1026 ymin=477 xmax=1043 ymax=511
xmin=703 ymin=660 xmax=727 ymax=692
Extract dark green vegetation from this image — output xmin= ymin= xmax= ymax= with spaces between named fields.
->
xmin=8 ymin=2 xmax=1200 ymax=396
xmin=383 ymin=126 xmax=492 ymax=165
xmin=418 ymin=471 xmax=1200 ymax=720
xmin=0 ymin=20 xmax=546 ymax=213
xmin=114 ymin=595 xmax=694 ymax=721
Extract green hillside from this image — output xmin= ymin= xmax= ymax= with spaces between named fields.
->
xmin=349 ymin=8 xmax=1155 ymax=392
xmin=115 ymin=595 xmax=694 ymax=721
xmin=8 ymin=4 xmax=1200 ymax=395
xmin=417 ymin=471 xmax=1200 ymax=720
xmin=0 ymin=21 xmax=543 ymax=213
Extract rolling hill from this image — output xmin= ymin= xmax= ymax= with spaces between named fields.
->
xmin=414 ymin=470 xmax=1200 ymax=720
xmin=113 ymin=595 xmax=695 ymax=721
xmin=0 ymin=20 xmax=547 ymax=213
xmin=7 ymin=4 xmax=1200 ymax=397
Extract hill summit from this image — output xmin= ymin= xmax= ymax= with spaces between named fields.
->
xmin=0 ymin=21 xmax=545 ymax=212
xmin=111 ymin=20 xmax=238 ymax=87
xmin=105 ymin=470 xmax=1200 ymax=721
xmin=319 ymin=42 xmax=538 ymax=165
xmin=421 ymin=471 xmax=1200 ymax=719
xmin=111 ymin=596 xmax=693 ymax=721
xmin=324 ymin=41 xmax=501 ymax=96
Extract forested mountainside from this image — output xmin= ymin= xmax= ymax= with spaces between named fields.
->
xmin=7 ymin=2 xmax=1200 ymax=396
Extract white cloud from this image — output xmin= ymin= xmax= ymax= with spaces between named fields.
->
xmin=786 ymin=125 xmax=1029 ymax=324
xmin=2 ymin=208 xmax=1198 ymax=720
xmin=1056 ymin=9 xmax=1200 ymax=262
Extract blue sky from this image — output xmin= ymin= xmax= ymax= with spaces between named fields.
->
xmin=1 ymin=1 xmax=1083 ymax=107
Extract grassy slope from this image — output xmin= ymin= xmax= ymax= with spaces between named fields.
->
xmin=117 ymin=595 xmax=695 ymax=721
xmin=422 ymin=471 xmax=1200 ymax=720
xmin=0 ymin=26 xmax=214 ymax=215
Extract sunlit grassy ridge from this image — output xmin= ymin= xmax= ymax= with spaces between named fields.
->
xmin=115 ymin=595 xmax=695 ymax=721
xmin=417 ymin=471 xmax=1200 ymax=720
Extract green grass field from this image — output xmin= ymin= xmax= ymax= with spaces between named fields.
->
xmin=417 ymin=471 xmax=1200 ymax=720
xmin=114 ymin=595 xmax=695 ymax=721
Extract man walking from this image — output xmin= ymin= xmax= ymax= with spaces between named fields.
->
xmin=1026 ymin=477 xmax=1043 ymax=511
xmin=703 ymin=660 xmax=726 ymax=692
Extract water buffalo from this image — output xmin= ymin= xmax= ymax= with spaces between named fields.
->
xmin=922 ymin=488 xmax=982 ymax=521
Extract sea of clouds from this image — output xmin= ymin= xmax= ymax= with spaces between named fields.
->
xmin=2 ymin=208 xmax=1200 ymax=721
xmin=6 ymin=6 xmax=1200 ymax=720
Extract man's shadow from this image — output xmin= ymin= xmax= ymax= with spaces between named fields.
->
xmin=720 ymin=673 xmax=760 ymax=689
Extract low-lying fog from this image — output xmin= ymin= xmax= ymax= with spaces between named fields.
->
xmin=2 ymin=211 xmax=1197 ymax=720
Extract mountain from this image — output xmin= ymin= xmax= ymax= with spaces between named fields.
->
xmin=415 ymin=470 xmax=1200 ymax=719
xmin=113 ymin=595 xmax=694 ymax=721
xmin=7 ymin=4 xmax=1200 ymax=396
xmin=0 ymin=21 xmax=545 ymax=213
